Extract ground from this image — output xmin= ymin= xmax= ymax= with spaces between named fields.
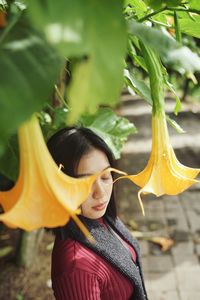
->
xmin=0 ymin=228 xmax=55 ymax=300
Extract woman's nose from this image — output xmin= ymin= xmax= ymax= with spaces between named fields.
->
xmin=92 ymin=179 xmax=105 ymax=199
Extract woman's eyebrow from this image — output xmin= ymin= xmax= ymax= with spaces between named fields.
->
xmin=76 ymin=166 xmax=110 ymax=178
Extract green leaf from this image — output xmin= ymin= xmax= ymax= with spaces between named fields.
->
xmin=80 ymin=108 xmax=137 ymax=159
xmin=127 ymin=39 xmax=148 ymax=71
xmin=174 ymin=97 xmax=182 ymax=116
xmin=144 ymin=0 xmax=183 ymax=8
xmin=165 ymin=80 xmax=181 ymax=115
xmin=0 ymin=17 xmax=62 ymax=154
xmin=152 ymin=11 xmax=168 ymax=26
xmin=125 ymin=0 xmax=148 ymax=18
xmin=40 ymin=107 xmax=69 ymax=141
xmin=0 ymin=0 xmax=7 ymax=10
xmin=189 ymin=0 xmax=200 ymax=10
xmin=0 ymin=135 xmax=19 ymax=181
xmin=128 ymin=20 xmax=200 ymax=72
xmin=124 ymin=69 xmax=152 ymax=105
xmin=144 ymin=0 xmax=163 ymax=10
xmin=131 ymin=54 xmax=147 ymax=71
xmin=28 ymin=0 xmax=127 ymax=124
xmin=0 ymin=246 xmax=13 ymax=258
xmin=179 ymin=16 xmax=200 ymax=39
xmin=166 ymin=115 xmax=185 ymax=133
xmin=166 ymin=0 xmax=182 ymax=6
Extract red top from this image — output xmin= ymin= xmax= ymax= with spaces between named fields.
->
xmin=51 ymin=220 xmax=137 ymax=300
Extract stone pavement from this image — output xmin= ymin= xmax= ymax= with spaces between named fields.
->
xmin=116 ymin=95 xmax=200 ymax=300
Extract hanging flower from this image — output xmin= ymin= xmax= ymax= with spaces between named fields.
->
xmin=116 ymin=42 xmax=200 ymax=215
xmin=0 ymin=115 xmax=124 ymax=236
xmin=119 ymin=111 xmax=200 ymax=215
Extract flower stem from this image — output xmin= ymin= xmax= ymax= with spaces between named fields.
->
xmin=140 ymin=41 xmax=165 ymax=115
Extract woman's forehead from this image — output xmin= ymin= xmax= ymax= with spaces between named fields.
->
xmin=77 ymin=149 xmax=110 ymax=175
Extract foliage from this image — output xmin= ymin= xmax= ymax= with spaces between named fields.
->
xmin=0 ymin=3 xmax=62 ymax=154
xmin=28 ymin=0 xmax=127 ymax=124
xmin=80 ymin=108 xmax=137 ymax=159
xmin=0 ymin=0 xmax=200 ymax=180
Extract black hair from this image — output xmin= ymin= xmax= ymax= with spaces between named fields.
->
xmin=47 ymin=127 xmax=117 ymax=220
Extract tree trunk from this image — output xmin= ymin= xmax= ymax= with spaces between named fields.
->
xmin=16 ymin=229 xmax=44 ymax=268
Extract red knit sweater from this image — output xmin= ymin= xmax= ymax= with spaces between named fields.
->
xmin=51 ymin=223 xmax=137 ymax=300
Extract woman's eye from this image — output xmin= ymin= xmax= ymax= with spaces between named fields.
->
xmin=101 ymin=174 xmax=112 ymax=181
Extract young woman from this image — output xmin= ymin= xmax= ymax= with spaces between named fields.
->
xmin=47 ymin=127 xmax=148 ymax=300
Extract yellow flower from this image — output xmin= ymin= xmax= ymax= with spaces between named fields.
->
xmin=118 ymin=112 xmax=200 ymax=215
xmin=0 ymin=115 xmax=124 ymax=236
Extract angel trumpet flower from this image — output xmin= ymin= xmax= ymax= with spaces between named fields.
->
xmin=0 ymin=115 xmax=124 ymax=236
xmin=116 ymin=42 xmax=200 ymax=215
xmin=120 ymin=111 xmax=200 ymax=215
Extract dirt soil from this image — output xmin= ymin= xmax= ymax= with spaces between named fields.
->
xmin=0 ymin=227 xmax=55 ymax=300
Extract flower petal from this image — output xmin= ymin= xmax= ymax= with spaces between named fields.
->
xmin=0 ymin=115 xmax=125 ymax=234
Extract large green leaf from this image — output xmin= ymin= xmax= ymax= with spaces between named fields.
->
xmin=179 ymin=16 xmax=200 ymax=39
xmin=28 ymin=0 xmax=127 ymax=124
xmin=124 ymin=69 xmax=152 ymax=105
xmin=67 ymin=0 xmax=127 ymax=123
xmin=0 ymin=17 xmax=62 ymax=154
xmin=80 ymin=108 xmax=136 ymax=159
xmin=128 ymin=20 xmax=200 ymax=72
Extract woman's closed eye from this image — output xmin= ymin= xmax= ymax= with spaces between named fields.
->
xmin=101 ymin=173 xmax=112 ymax=181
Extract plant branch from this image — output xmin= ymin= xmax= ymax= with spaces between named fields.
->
xmin=138 ymin=6 xmax=167 ymax=22
xmin=138 ymin=6 xmax=200 ymax=23
xmin=167 ymin=7 xmax=200 ymax=14
xmin=150 ymin=19 xmax=172 ymax=28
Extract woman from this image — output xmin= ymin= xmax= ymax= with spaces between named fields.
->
xmin=47 ymin=127 xmax=148 ymax=300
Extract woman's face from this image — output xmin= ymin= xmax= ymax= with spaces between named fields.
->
xmin=77 ymin=148 xmax=113 ymax=219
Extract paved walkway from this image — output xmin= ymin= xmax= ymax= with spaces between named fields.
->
xmin=117 ymin=95 xmax=200 ymax=300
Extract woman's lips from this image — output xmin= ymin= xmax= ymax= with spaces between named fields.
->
xmin=92 ymin=202 xmax=107 ymax=211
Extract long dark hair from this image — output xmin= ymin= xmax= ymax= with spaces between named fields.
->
xmin=47 ymin=127 xmax=117 ymax=220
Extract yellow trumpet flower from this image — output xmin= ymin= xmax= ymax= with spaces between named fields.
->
xmin=118 ymin=111 xmax=200 ymax=215
xmin=117 ymin=41 xmax=200 ymax=215
xmin=0 ymin=115 xmax=124 ymax=236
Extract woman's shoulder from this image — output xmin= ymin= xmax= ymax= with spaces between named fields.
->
xmin=52 ymin=236 xmax=103 ymax=276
